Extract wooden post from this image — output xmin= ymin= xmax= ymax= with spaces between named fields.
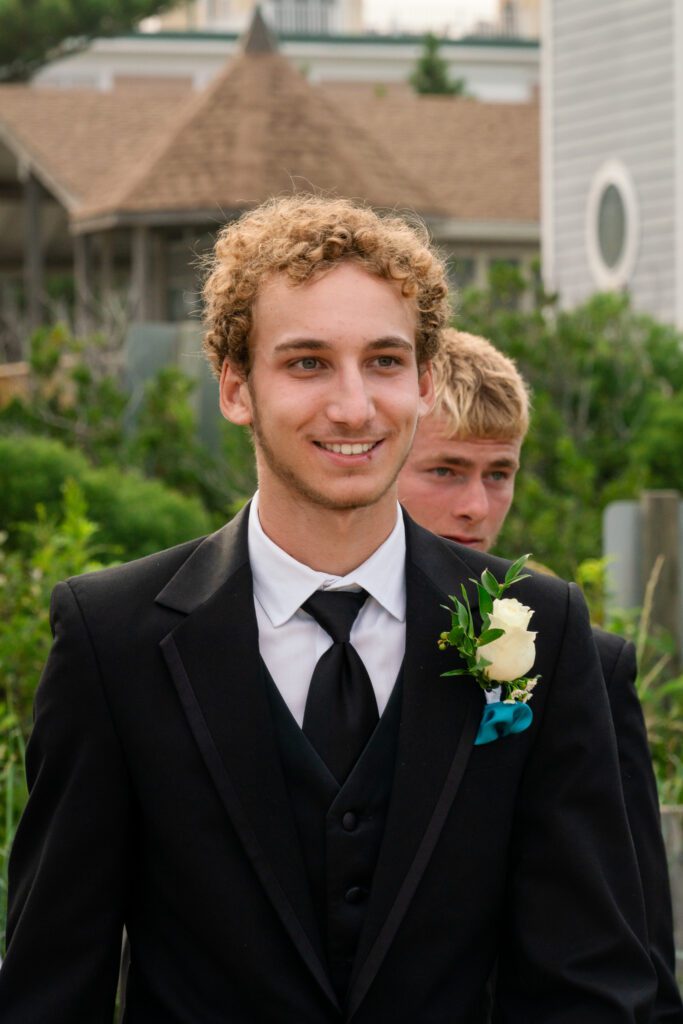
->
xmin=130 ymin=226 xmax=151 ymax=322
xmin=640 ymin=490 xmax=680 ymax=665
xmin=99 ymin=231 xmax=115 ymax=337
xmin=74 ymin=233 xmax=94 ymax=337
xmin=23 ymin=173 xmax=44 ymax=344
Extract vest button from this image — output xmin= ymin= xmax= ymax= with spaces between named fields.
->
xmin=342 ymin=811 xmax=357 ymax=832
xmin=344 ymin=886 xmax=366 ymax=905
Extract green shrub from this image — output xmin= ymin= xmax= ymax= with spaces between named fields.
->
xmin=0 ymin=480 xmax=118 ymax=952
xmin=0 ymin=434 xmax=211 ymax=560
xmin=82 ymin=464 xmax=211 ymax=558
xmin=0 ymin=434 xmax=89 ymax=530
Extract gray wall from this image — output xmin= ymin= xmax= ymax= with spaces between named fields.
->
xmin=544 ymin=0 xmax=678 ymax=320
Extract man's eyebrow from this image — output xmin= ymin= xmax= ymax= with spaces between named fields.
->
xmin=273 ymin=339 xmax=329 ymax=354
xmin=431 ymin=455 xmax=519 ymax=469
xmin=272 ymin=336 xmax=415 ymax=354
xmin=366 ymin=337 xmax=415 ymax=353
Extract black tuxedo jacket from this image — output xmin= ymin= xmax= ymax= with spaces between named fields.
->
xmin=593 ymin=628 xmax=683 ymax=1023
xmin=0 ymin=508 xmax=657 ymax=1022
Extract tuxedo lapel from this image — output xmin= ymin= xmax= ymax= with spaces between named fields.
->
xmin=156 ymin=506 xmax=339 ymax=1011
xmin=347 ymin=518 xmax=483 ymax=1018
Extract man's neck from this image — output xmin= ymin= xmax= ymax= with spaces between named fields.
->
xmin=256 ymin=487 xmax=399 ymax=576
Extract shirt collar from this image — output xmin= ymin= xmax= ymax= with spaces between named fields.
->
xmin=248 ymin=491 xmax=406 ymax=628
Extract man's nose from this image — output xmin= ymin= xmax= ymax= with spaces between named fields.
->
xmin=454 ymin=479 xmax=489 ymax=522
xmin=326 ymin=369 xmax=375 ymax=427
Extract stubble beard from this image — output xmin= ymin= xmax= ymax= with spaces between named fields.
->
xmin=250 ymin=403 xmax=413 ymax=513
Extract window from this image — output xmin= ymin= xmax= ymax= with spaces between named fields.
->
xmin=586 ymin=160 xmax=639 ymax=290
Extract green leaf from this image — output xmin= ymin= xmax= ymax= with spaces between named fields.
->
xmin=478 ymin=628 xmax=505 ymax=646
xmin=504 ymin=553 xmax=531 ymax=585
xmin=459 ymin=584 xmax=474 ymax=631
xmin=481 ymin=569 xmax=500 ymax=597
xmin=441 ymin=668 xmax=471 ymax=677
xmin=479 ymin=588 xmax=493 ymax=616
xmin=457 ymin=602 xmax=469 ymax=630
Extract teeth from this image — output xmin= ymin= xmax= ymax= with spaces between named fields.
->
xmin=321 ymin=442 xmax=375 ymax=455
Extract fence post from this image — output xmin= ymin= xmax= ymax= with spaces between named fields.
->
xmin=640 ymin=490 xmax=680 ymax=666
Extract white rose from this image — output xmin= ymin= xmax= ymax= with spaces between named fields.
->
xmin=476 ymin=597 xmax=537 ymax=682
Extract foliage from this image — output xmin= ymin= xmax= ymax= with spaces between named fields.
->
xmin=0 ymin=434 xmax=211 ymax=559
xmin=1 ymin=323 xmax=128 ymax=465
xmin=457 ymin=270 xmax=683 ymax=579
xmin=575 ymin=554 xmax=683 ymax=802
xmin=0 ymin=324 xmax=257 ymax=523
xmin=0 ymin=707 xmax=25 ymax=954
xmin=409 ymin=33 xmax=465 ymax=96
xmin=0 ymin=481 xmax=116 ymax=950
xmin=0 ymin=0 xmax=176 ymax=82
xmin=128 ymin=366 xmax=257 ymax=516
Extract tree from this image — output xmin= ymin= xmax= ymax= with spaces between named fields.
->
xmin=409 ymin=33 xmax=465 ymax=96
xmin=456 ymin=266 xmax=683 ymax=579
xmin=0 ymin=0 xmax=177 ymax=82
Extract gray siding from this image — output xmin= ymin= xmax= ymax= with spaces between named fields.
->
xmin=548 ymin=0 xmax=677 ymax=320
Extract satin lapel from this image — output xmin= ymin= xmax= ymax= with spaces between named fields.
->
xmin=157 ymin=508 xmax=338 ymax=1011
xmin=347 ymin=519 xmax=483 ymax=1019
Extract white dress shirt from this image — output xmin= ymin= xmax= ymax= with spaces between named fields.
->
xmin=248 ymin=492 xmax=407 ymax=727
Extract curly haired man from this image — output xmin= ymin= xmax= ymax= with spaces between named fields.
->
xmin=0 ymin=197 xmax=656 ymax=1022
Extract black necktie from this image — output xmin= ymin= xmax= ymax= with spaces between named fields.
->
xmin=302 ymin=589 xmax=379 ymax=783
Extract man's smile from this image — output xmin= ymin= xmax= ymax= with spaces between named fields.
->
xmin=314 ymin=440 xmax=384 ymax=458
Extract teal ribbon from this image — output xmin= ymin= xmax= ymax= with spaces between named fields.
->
xmin=475 ymin=701 xmax=532 ymax=746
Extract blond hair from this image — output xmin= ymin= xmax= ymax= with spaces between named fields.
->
xmin=431 ymin=328 xmax=530 ymax=440
xmin=202 ymin=194 xmax=450 ymax=376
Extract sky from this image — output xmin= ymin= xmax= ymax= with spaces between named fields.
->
xmin=362 ymin=0 xmax=498 ymax=36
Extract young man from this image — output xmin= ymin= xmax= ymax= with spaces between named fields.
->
xmin=0 ymin=198 xmax=655 ymax=1022
xmin=399 ymin=327 xmax=683 ymax=1022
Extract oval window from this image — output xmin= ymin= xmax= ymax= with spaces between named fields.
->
xmin=586 ymin=160 xmax=639 ymax=290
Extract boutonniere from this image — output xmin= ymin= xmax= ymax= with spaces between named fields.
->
xmin=437 ymin=554 xmax=540 ymax=744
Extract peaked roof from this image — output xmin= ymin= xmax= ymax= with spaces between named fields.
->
xmin=321 ymin=83 xmax=540 ymax=224
xmin=0 ymin=86 xmax=181 ymax=212
xmin=0 ymin=10 xmax=538 ymax=234
xmin=242 ymin=5 xmax=278 ymax=54
xmin=73 ymin=47 xmax=442 ymax=226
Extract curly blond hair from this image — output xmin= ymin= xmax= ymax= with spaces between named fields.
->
xmin=431 ymin=329 xmax=530 ymax=440
xmin=202 ymin=194 xmax=450 ymax=377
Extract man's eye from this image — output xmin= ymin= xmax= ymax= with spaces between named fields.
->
xmin=429 ymin=467 xmax=453 ymax=478
xmin=295 ymin=357 xmax=320 ymax=370
xmin=488 ymin=471 xmax=509 ymax=482
xmin=375 ymin=355 xmax=400 ymax=368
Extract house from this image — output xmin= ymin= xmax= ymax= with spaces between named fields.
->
xmin=0 ymin=10 xmax=539 ymax=358
xmin=542 ymin=0 xmax=683 ymax=325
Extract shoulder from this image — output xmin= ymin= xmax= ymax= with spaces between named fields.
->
xmin=60 ymin=535 xmax=207 ymax=614
xmin=592 ymin=627 xmax=636 ymax=690
xmin=449 ymin=536 xmax=571 ymax=612
xmin=405 ymin=516 xmax=573 ymax=634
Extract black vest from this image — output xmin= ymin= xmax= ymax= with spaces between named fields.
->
xmin=265 ymin=664 xmax=403 ymax=1001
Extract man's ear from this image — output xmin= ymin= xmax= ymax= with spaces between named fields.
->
xmin=417 ymin=361 xmax=435 ymax=418
xmin=219 ymin=360 xmax=253 ymax=425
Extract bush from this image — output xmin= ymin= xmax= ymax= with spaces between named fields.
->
xmin=83 ymin=464 xmax=211 ymax=558
xmin=0 ymin=480 xmax=118 ymax=952
xmin=0 ymin=327 xmax=257 ymax=521
xmin=0 ymin=434 xmax=212 ymax=560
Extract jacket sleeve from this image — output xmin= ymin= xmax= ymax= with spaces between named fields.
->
xmin=0 ymin=580 xmax=131 ymax=1022
xmin=600 ymin=633 xmax=683 ymax=1023
xmin=495 ymin=583 xmax=657 ymax=1023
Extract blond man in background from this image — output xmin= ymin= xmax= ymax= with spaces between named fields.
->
xmin=399 ymin=328 xmax=683 ymax=1023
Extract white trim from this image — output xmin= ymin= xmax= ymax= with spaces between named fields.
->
xmin=585 ymin=159 xmax=640 ymax=291
xmin=540 ymin=0 xmax=555 ymax=293
xmin=428 ymin=218 xmax=539 ymax=243
xmin=674 ymin=0 xmax=683 ymax=327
